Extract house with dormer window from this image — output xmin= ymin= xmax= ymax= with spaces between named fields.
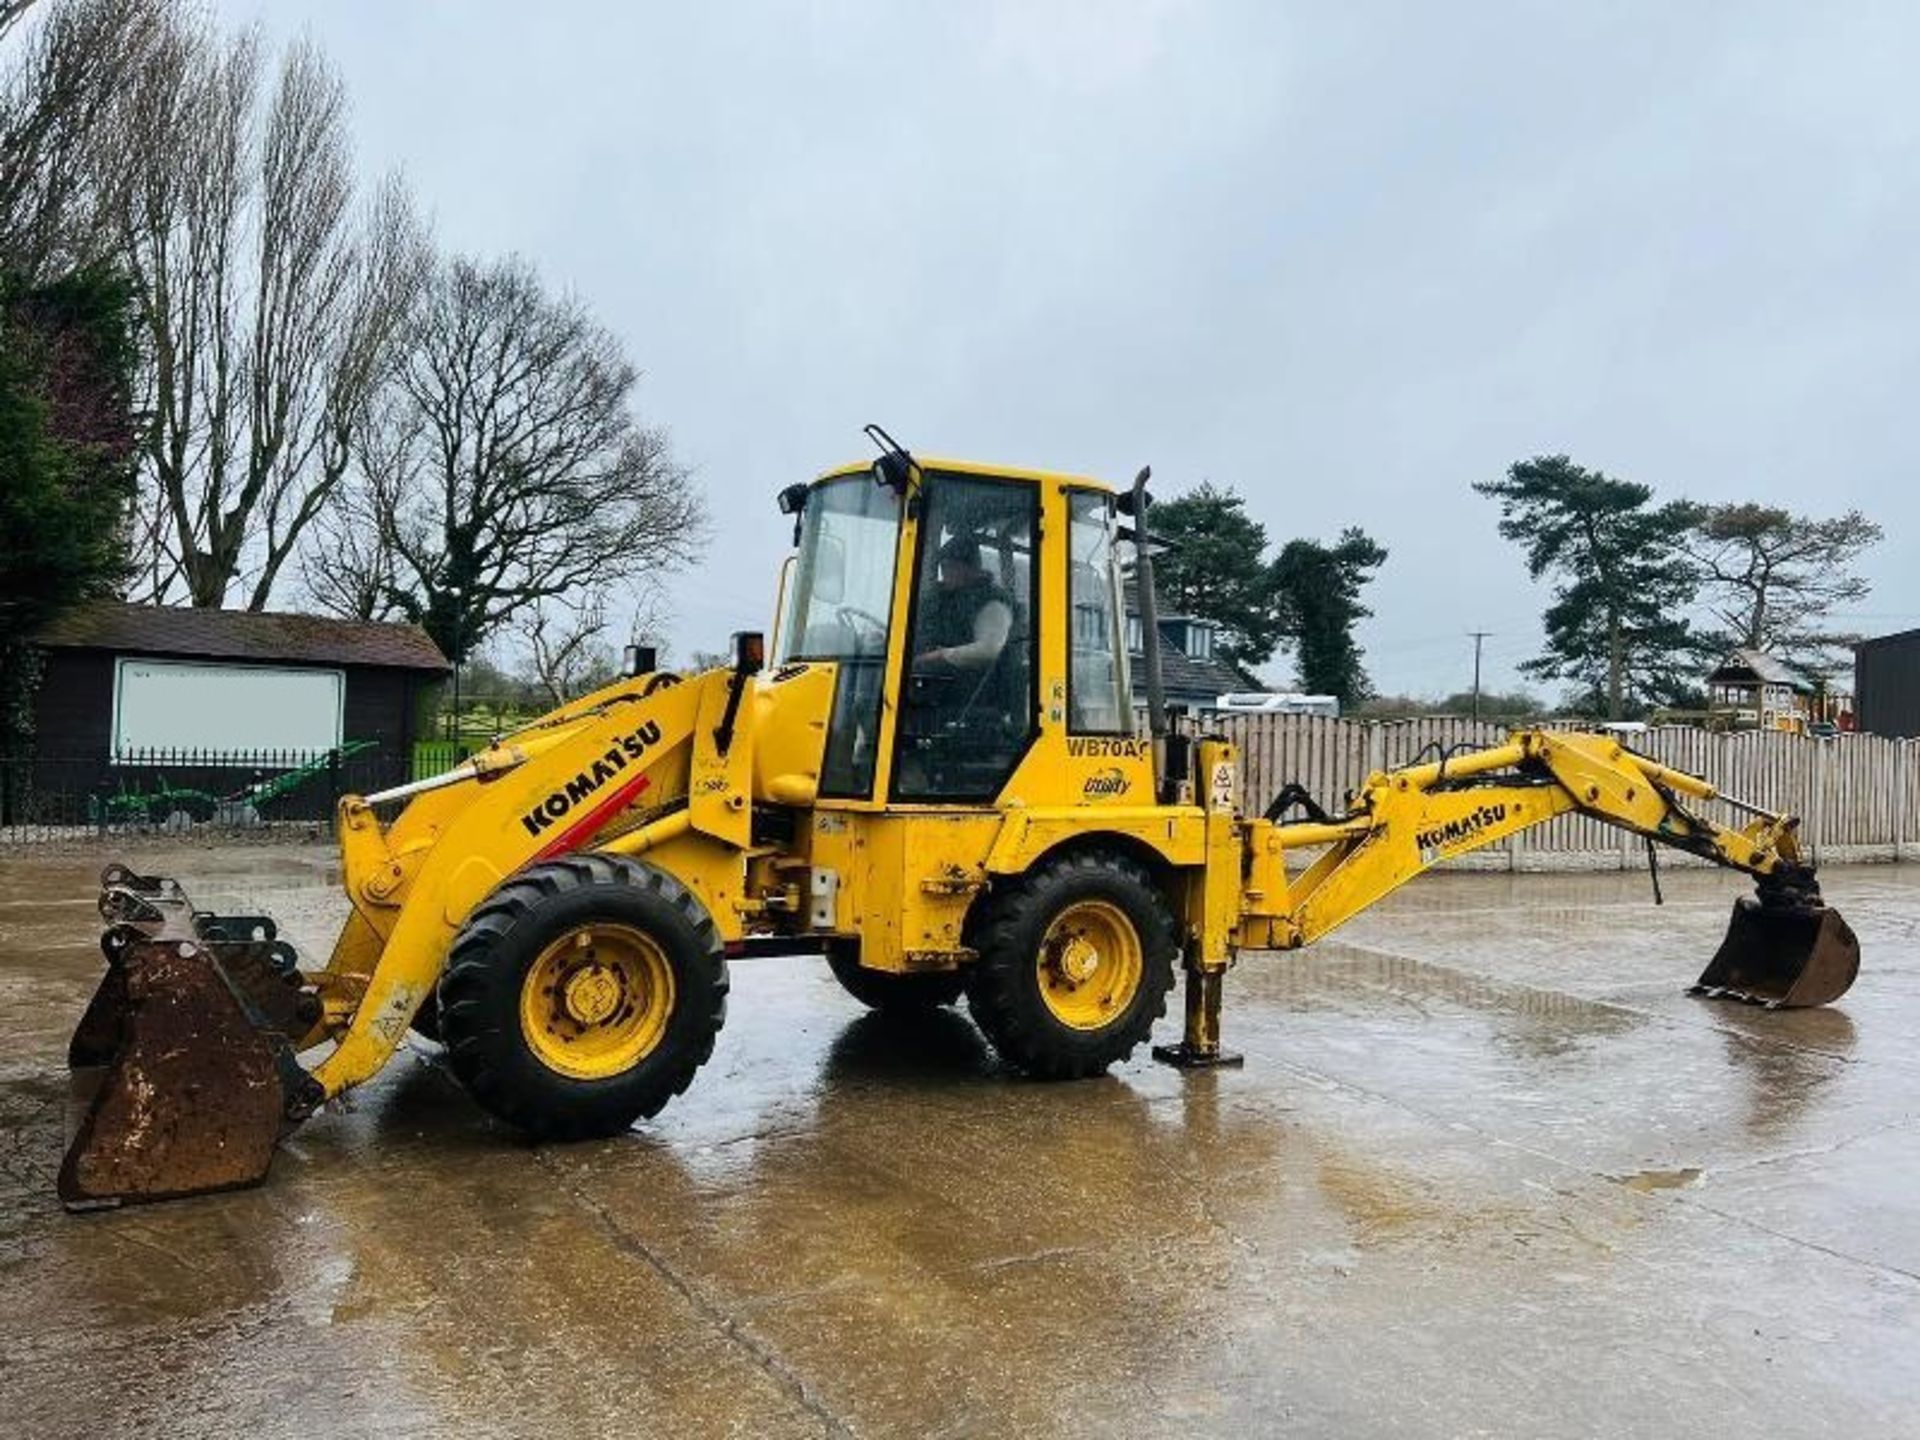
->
xmin=1123 ymin=605 xmax=1259 ymax=713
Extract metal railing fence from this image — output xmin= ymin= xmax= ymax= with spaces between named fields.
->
xmin=0 ymin=745 xmax=403 ymax=842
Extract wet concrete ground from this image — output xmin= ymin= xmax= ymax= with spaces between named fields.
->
xmin=0 ymin=842 xmax=1915 ymax=1438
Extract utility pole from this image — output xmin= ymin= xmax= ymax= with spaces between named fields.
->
xmin=1469 ymin=631 xmax=1493 ymax=722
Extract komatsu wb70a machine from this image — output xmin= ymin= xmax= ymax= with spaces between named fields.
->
xmin=60 ymin=436 xmax=1861 ymax=1206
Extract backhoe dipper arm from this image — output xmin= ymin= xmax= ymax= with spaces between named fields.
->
xmin=1242 ymin=728 xmax=1811 ymax=952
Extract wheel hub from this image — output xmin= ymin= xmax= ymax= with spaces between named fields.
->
xmin=1036 ymin=899 xmax=1144 ymax=1032
xmin=519 ymin=923 xmax=676 ymax=1080
xmin=1051 ymin=932 xmax=1101 ymax=985
xmin=562 ymin=963 xmax=623 ymax=1025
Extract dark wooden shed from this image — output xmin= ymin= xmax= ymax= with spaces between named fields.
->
xmin=1855 ymin=629 xmax=1920 ymax=739
xmin=29 ymin=601 xmax=448 ymax=780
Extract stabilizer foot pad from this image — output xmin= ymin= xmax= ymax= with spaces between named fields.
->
xmin=1152 ymin=1043 xmax=1245 ymax=1070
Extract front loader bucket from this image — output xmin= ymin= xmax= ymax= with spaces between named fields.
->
xmin=1692 ymin=896 xmax=1861 ymax=1009
xmin=59 ymin=868 xmax=320 ymax=1210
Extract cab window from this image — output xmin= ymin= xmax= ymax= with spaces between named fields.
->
xmin=894 ymin=474 xmax=1037 ymax=800
xmin=777 ymin=474 xmax=902 ymax=797
xmin=1067 ymin=489 xmax=1130 ymax=732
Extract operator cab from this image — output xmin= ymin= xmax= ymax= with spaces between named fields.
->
xmin=774 ymin=446 xmax=1131 ymax=804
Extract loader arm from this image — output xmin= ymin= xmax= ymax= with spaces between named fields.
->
xmin=56 ymin=653 xmax=840 ymax=1209
xmin=308 ymin=664 xmax=771 ymax=1103
xmin=1242 ymin=729 xmax=1822 ymax=951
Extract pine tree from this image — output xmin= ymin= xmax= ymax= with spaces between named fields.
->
xmin=0 ymin=265 xmax=141 ymax=748
xmin=1475 ymin=456 xmax=1704 ymax=718
xmin=1141 ymin=483 xmax=1287 ymax=668
xmin=1270 ymin=528 xmax=1387 ymax=707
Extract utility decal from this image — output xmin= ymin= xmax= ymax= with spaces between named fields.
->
xmin=1416 ymin=803 xmax=1508 ymax=856
xmin=1068 ymin=737 xmax=1148 ymax=760
xmin=521 ymin=720 xmax=663 ymax=838
xmin=1083 ymin=767 xmax=1129 ymax=798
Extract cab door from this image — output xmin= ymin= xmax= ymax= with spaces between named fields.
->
xmin=891 ymin=472 xmax=1040 ymax=803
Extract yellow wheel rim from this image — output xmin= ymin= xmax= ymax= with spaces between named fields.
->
xmin=519 ymin=924 xmax=675 ymax=1080
xmin=1037 ymin=900 xmax=1143 ymax=1032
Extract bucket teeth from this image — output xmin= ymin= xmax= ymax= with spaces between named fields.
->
xmin=60 ymin=867 xmax=318 ymax=1210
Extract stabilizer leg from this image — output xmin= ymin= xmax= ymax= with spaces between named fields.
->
xmin=1153 ymin=963 xmax=1244 ymax=1070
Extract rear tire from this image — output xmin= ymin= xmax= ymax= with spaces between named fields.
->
xmin=825 ymin=945 xmax=965 ymax=1013
xmin=437 ymin=854 xmax=727 ymax=1139
xmin=965 ymin=850 xmax=1177 ymax=1079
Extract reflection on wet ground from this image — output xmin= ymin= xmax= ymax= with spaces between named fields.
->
xmin=1 ymin=843 xmax=1916 ymax=1437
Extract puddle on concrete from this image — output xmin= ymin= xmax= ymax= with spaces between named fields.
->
xmin=1618 ymin=1166 xmax=1703 ymax=1192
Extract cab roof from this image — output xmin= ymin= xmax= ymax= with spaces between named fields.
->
xmin=814 ymin=455 xmax=1114 ymax=493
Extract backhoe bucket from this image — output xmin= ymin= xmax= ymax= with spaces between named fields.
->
xmin=59 ymin=867 xmax=320 ymax=1210
xmin=1692 ymin=896 xmax=1861 ymax=1009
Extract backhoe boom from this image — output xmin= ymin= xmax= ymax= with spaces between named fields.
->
xmin=1238 ymin=729 xmax=1815 ymax=950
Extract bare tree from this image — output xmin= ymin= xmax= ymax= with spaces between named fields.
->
xmin=0 ymin=0 xmax=165 ymax=278
xmin=244 ymin=175 xmax=426 ymax=607
xmin=297 ymin=460 xmax=401 ymax=619
xmin=516 ymin=597 xmax=616 ymax=706
xmin=349 ymin=252 xmax=703 ymax=664
xmin=105 ymin=12 xmax=422 ymax=608
xmin=513 ymin=575 xmax=675 ymax=704
xmin=1684 ymin=503 xmax=1883 ymax=673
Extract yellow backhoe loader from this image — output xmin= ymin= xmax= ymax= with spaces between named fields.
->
xmin=59 ymin=436 xmax=1861 ymax=1207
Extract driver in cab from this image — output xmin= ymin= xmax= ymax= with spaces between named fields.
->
xmin=914 ymin=535 xmax=1012 ymax=676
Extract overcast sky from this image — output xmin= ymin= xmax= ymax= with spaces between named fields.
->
xmin=224 ymin=1 xmax=1920 ymax=696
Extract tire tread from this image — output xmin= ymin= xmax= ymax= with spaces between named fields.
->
xmin=965 ymin=850 xmax=1176 ymax=1079
xmin=437 ymin=853 xmax=727 ymax=1139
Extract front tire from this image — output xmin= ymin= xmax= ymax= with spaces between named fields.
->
xmin=965 ymin=851 xmax=1177 ymax=1079
xmin=437 ymin=854 xmax=728 ymax=1139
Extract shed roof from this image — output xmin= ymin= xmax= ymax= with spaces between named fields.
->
xmin=1856 ymin=627 xmax=1920 ymax=654
xmin=37 ymin=600 xmax=450 ymax=672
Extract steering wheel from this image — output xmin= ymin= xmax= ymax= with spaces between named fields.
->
xmin=836 ymin=604 xmax=889 ymax=653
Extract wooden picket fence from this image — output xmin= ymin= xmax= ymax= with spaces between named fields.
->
xmin=1186 ymin=714 xmax=1920 ymax=869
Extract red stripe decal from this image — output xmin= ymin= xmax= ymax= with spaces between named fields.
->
xmin=532 ymin=772 xmax=654 ymax=863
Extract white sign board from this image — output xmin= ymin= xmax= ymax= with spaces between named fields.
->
xmin=113 ymin=659 xmax=345 ymax=756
